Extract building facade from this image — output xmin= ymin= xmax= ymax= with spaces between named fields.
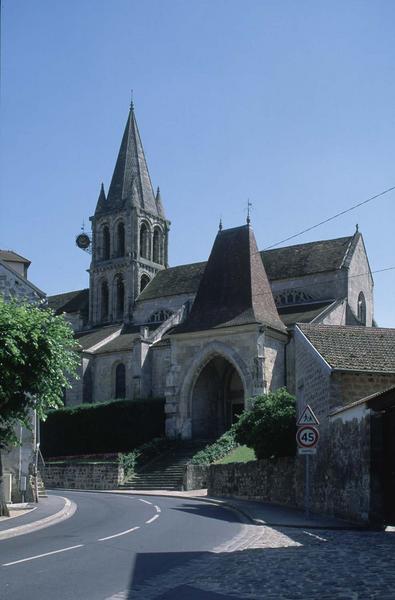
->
xmin=49 ymin=105 xmax=376 ymax=440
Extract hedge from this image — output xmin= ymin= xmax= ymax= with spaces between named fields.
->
xmin=40 ymin=398 xmax=165 ymax=457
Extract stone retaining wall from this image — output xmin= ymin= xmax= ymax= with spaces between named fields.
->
xmin=207 ymin=458 xmax=304 ymax=508
xmin=184 ymin=464 xmax=210 ymax=490
xmin=42 ymin=461 xmax=124 ymax=490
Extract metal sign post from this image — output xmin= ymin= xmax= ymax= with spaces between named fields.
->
xmin=296 ymin=408 xmax=320 ymax=518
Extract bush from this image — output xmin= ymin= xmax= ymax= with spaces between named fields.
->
xmin=235 ymin=388 xmax=296 ymax=459
xmin=190 ymin=426 xmax=239 ymax=465
xmin=120 ymin=437 xmax=182 ymax=478
xmin=40 ymin=398 xmax=165 ymax=457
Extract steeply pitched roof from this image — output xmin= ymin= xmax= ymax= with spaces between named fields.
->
xmin=175 ymin=225 xmax=286 ymax=334
xmin=0 ymin=250 xmax=31 ymax=265
xmin=261 ymin=235 xmax=354 ymax=281
xmin=298 ymin=324 xmax=395 ymax=372
xmin=48 ymin=289 xmax=89 ymax=317
xmin=138 ymin=234 xmax=355 ymax=303
xmin=97 ymin=105 xmax=157 ymax=215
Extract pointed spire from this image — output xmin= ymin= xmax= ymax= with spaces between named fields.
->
xmin=176 ymin=224 xmax=286 ymax=334
xmin=130 ymin=178 xmax=139 ymax=208
xmin=155 ymin=186 xmax=166 ymax=218
xmin=106 ymin=104 xmax=158 ymax=214
xmin=95 ymin=182 xmax=106 ymax=214
xmin=219 ymin=217 xmax=223 ymax=231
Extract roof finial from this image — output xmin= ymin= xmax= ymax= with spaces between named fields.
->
xmin=219 ymin=216 xmax=223 ymax=231
xmin=355 ymin=223 xmax=359 ymax=233
xmin=81 ymin=219 xmax=85 ymax=232
xmin=246 ymin=199 xmax=252 ymax=225
xmin=130 ymin=89 xmax=134 ymax=112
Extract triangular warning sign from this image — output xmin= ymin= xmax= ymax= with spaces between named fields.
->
xmin=297 ymin=404 xmax=319 ymax=426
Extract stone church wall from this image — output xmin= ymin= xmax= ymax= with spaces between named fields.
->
xmin=264 ymin=332 xmax=286 ymax=392
xmin=93 ymin=351 xmax=134 ymax=402
xmin=133 ymin=293 xmax=194 ymax=325
xmin=151 ymin=342 xmax=171 ymax=398
xmin=347 ymin=236 xmax=373 ymax=326
xmin=270 ymin=269 xmax=348 ymax=308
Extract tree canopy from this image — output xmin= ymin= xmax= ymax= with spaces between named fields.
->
xmin=0 ymin=299 xmax=79 ymax=448
xmin=235 ymin=388 xmax=296 ymax=459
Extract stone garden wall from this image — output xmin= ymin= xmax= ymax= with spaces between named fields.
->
xmin=42 ymin=461 xmax=124 ymax=490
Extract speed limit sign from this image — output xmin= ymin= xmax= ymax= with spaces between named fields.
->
xmin=296 ymin=425 xmax=319 ymax=449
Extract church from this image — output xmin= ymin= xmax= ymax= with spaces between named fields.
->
xmin=48 ymin=103 xmax=375 ymax=440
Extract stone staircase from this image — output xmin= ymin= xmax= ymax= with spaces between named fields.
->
xmin=120 ymin=441 xmax=208 ymax=491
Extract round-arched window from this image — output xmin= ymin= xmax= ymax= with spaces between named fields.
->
xmin=140 ymin=222 xmax=150 ymax=259
xmin=115 ymin=275 xmax=124 ymax=319
xmin=102 ymin=226 xmax=110 ymax=260
xmin=153 ymin=227 xmax=162 ymax=264
xmin=116 ymin=222 xmax=125 ymax=257
xmin=101 ymin=280 xmax=109 ymax=321
xmin=357 ymin=292 xmax=366 ymax=325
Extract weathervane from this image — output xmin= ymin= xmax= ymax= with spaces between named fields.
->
xmin=246 ymin=199 xmax=252 ymax=225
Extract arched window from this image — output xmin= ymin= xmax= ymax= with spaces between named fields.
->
xmin=101 ymin=280 xmax=109 ymax=321
xmin=139 ymin=222 xmax=150 ymax=259
xmin=116 ymin=222 xmax=125 ymax=257
xmin=102 ymin=225 xmax=110 ymax=260
xmin=115 ymin=363 xmax=126 ymax=399
xmin=140 ymin=274 xmax=150 ymax=293
xmin=153 ymin=227 xmax=162 ymax=264
xmin=358 ymin=292 xmax=366 ymax=325
xmin=115 ymin=275 xmax=125 ymax=320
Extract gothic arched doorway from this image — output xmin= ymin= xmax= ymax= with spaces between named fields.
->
xmin=191 ymin=356 xmax=244 ymax=439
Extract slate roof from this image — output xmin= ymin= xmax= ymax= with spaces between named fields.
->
xmin=75 ymin=325 xmax=121 ymax=351
xmin=97 ymin=105 xmax=158 ymax=215
xmin=261 ymin=235 xmax=354 ymax=281
xmin=138 ymin=235 xmax=355 ymax=302
xmin=0 ymin=250 xmax=31 ymax=265
xmin=174 ymin=225 xmax=286 ymax=334
xmin=298 ymin=324 xmax=395 ymax=372
xmin=138 ymin=262 xmax=206 ymax=301
xmin=48 ymin=289 xmax=89 ymax=317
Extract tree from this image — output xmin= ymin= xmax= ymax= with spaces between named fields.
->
xmin=0 ymin=299 xmax=79 ymax=516
xmin=235 ymin=388 xmax=297 ymax=459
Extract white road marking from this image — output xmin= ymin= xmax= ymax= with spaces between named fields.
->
xmin=139 ymin=499 xmax=153 ymax=505
xmin=98 ymin=526 xmax=140 ymax=541
xmin=154 ymin=505 xmax=161 ymax=513
xmin=145 ymin=514 xmax=159 ymax=524
xmin=2 ymin=544 xmax=84 ymax=566
xmin=303 ymin=530 xmax=327 ymax=542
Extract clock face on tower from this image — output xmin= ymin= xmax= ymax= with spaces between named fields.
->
xmin=76 ymin=233 xmax=91 ymax=250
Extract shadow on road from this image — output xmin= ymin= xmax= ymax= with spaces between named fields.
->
xmin=123 ymin=526 xmax=395 ymax=599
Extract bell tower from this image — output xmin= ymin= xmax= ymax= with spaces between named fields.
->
xmin=88 ymin=103 xmax=169 ymax=326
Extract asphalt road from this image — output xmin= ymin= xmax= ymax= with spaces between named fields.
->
xmin=0 ymin=491 xmax=245 ymax=600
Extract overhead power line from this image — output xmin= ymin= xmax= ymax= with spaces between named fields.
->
xmin=264 ymin=185 xmax=395 ymax=250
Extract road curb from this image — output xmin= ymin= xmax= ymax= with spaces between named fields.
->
xmin=0 ymin=497 xmax=77 ymax=541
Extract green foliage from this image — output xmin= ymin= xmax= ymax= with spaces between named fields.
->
xmin=40 ymin=398 xmax=165 ymax=457
xmin=235 ymin=388 xmax=296 ymax=459
xmin=0 ymin=298 xmax=79 ymax=448
xmin=216 ymin=445 xmax=256 ymax=464
xmin=190 ymin=426 xmax=238 ymax=465
xmin=120 ymin=437 xmax=181 ymax=479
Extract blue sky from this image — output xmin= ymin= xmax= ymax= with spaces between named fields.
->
xmin=1 ymin=0 xmax=394 ymax=326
